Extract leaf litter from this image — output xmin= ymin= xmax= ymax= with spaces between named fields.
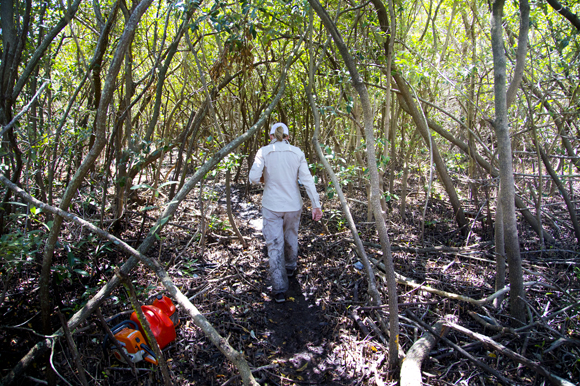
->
xmin=1 ymin=176 xmax=579 ymax=386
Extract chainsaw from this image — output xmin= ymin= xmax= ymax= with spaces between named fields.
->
xmin=103 ymin=295 xmax=179 ymax=366
xmin=103 ymin=320 xmax=159 ymax=365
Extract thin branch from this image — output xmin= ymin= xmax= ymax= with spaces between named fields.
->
xmin=0 ymin=34 xmax=302 ymax=385
xmin=545 ymin=0 xmax=580 ymax=31
xmin=1 ymin=81 xmax=49 ymax=137
xmin=56 ymin=310 xmax=89 ymax=386
xmin=11 ymin=0 xmax=82 ymax=101
xmin=445 ymin=320 xmax=576 ymax=386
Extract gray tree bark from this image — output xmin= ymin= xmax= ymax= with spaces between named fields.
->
xmin=307 ymin=0 xmax=400 ymax=367
xmin=415 ymin=110 xmax=554 ymax=243
xmin=1 ymin=35 xmax=300 ymax=386
xmin=491 ymin=0 xmax=526 ymax=323
xmin=39 ymin=0 xmax=154 ymax=335
xmin=305 ymin=7 xmax=382 ymax=307
xmin=393 ymin=74 xmax=469 ymax=233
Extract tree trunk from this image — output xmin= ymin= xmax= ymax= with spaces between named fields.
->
xmin=143 ymin=7 xmax=196 ymax=143
xmin=420 ymin=111 xmax=554 ymax=243
xmin=308 ymin=0 xmax=400 ymax=366
xmin=38 ymin=0 xmax=154 ymax=336
xmin=538 ymin=144 xmax=580 ymax=242
xmin=1 ymin=39 xmax=300 ymax=384
xmin=494 ymin=185 xmax=506 ymax=308
xmin=491 ymin=0 xmax=526 ymax=324
xmin=393 ymin=75 xmax=469 ymax=233
xmin=305 ymin=9 xmax=382 ymax=307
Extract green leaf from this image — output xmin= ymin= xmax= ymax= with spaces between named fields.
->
xmin=73 ymin=269 xmax=90 ymax=277
xmin=131 ymin=183 xmax=153 ymax=190
xmin=158 ymin=181 xmax=179 ymax=189
xmin=67 ymin=251 xmax=76 ymax=268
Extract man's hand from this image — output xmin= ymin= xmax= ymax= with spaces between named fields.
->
xmin=312 ymin=208 xmax=322 ymax=221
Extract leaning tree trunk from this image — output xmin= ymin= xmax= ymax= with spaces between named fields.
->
xmin=370 ymin=0 xmax=469 ymax=233
xmin=491 ymin=0 xmax=526 ymax=324
xmin=527 ymin=80 xmax=580 ymax=172
xmin=392 ymin=74 xmax=469 ymax=233
xmin=38 ymin=0 xmax=154 ymax=336
xmin=422 ymin=113 xmax=554 ymax=243
xmin=305 ymin=8 xmax=382 ymax=307
xmin=1 ymin=35 xmax=301 ymax=386
xmin=538 ymin=144 xmax=580 ymax=243
xmin=308 ymin=0 xmax=400 ymax=367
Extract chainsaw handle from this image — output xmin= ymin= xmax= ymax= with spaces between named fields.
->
xmin=111 ymin=320 xmax=138 ymax=334
xmin=102 ymin=320 xmax=139 ymax=350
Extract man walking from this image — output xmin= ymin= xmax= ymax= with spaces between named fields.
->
xmin=249 ymin=122 xmax=322 ymax=303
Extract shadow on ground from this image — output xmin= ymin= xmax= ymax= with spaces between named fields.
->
xmin=261 ymin=276 xmax=337 ymax=384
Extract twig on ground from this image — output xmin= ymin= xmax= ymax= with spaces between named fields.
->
xmin=371 ymin=255 xmax=543 ymax=307
xmin=0 ymin=174 xmax=260 ymax=386
xmin=467 ymin=311 xmax=518 ymax=335
xmin=371 ymin=354 xmax=386 ymax=386
xmin=57 ymin=310 xmax=90 ymax=386
xmin=350 ymin=308 xmax=371 ymax=337
xmin=221 ymin=364 xmax=278 ymax=386
xmin=24 ymin=376 xmax=48 ymax=385
xmin=49 ymin=336 xmax=73 ymax=386
xmin=444 ymin=320 xmax=576 ymax=386
xmin=105 ymin=367 xmax=152 ymax=372
xmin=365 ymin=316 xmax=389 ymax=346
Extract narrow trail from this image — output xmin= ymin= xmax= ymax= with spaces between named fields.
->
xmin=216 ymin=183 xmax=336 ymax=384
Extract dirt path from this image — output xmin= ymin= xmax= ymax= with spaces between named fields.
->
xmin=218 ymin=184 xmax=337 ymax=384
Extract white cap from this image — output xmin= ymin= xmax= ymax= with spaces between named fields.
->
xmin=270 ymin=122 xmax=289 ymax=135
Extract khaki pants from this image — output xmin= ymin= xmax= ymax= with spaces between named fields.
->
xmin=262 ymin=207 xmax=302 ymax=294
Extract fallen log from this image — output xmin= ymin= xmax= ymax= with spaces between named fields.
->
xmin=400 ymin=315 xmax=455 ymax=386
xmin=406 ymin=311 xmax=512 ymax=385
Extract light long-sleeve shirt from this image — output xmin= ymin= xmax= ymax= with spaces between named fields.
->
xmin=249 ymin=140 xmax=321 ymax=212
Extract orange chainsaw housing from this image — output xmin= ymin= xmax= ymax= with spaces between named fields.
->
xmin=112 ymin=327 xmax=158 ymax=365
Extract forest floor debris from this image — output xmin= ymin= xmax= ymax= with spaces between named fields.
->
xmin=1 ymin=178 xmax=580 ymax=385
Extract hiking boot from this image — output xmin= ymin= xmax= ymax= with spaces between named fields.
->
xmin=286 ymin=268 xmax=296 ymax=278
xmin=274 ymin=293 xmax=286 ymax=303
